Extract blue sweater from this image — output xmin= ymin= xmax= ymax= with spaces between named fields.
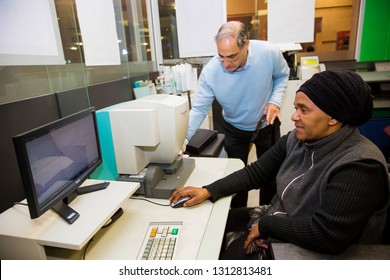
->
xmin=187 ymin=40 xmax=289 ymax=140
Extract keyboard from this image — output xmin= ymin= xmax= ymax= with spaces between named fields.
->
xmin=137 ymin=221 xmax=182 ymax=260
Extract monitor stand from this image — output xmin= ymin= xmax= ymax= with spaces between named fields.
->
xmin=76 ymin=181 xmax=110 ymax=195
xmin=52 ymin=200 xmax=80 ymax=224
xmin=52 ymin=181 xmax=110 ymax=224
xmin=117 ymin=157 xmax=195 ymax=199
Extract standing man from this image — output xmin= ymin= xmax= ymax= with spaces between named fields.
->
xmin=184 ymin=21 xmax=290 ymax=208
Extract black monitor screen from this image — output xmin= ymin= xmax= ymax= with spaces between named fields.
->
xmin=13 ymin=107 xmax=102 ymax=221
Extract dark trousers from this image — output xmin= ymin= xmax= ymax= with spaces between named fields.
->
xmin=219 ymin=207 xmax=271 ymax=260
xmin=219 ymin=207 xmax=252 ymax=259
xmin=223 ymin=119 xmax=280 ymax=208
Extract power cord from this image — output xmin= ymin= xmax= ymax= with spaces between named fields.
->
xmin=83 ymin=207 xmax=124 ymax=259
xmin=13 ymin=202 xmax=28 ymax=206
xmin=82 ymin=238 xmax=94 ymax=260
xmin=102 ymin=207 xmax=124 ymax=228
xmin=130 ymin=196 xmax=171 ymax=207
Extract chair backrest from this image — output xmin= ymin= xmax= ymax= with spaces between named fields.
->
xmin=383 ymin=173 xmax=390 ymax=244
xmin=384 ymin=125 xmax=390 ymax=137
xmin=382 ymin=131 xmax=390 ymax=244
xmin=382 ymin=205 xmax=390 ymax=244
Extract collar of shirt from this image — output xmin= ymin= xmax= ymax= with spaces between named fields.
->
xmin=235 ymin=42 xmax=252 ymax=72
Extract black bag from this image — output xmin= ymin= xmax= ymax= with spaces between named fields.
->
xmin=186 ymin=129 xmax=217 ymax=155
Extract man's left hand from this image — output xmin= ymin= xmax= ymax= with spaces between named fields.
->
xmin=264 ymin=103 xmax=281 ymax=125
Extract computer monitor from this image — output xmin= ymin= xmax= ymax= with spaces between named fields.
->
xmin=109 ymin=94 xmax=187 ymax=173
xmin=13 ymin=107 xmax=102 ymax=224
xmin=106 ymin=94 xmax=195 ymax=198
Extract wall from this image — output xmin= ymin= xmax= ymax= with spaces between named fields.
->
xmin=0 ymin=95 xmax=59 ymax=214
xmin=227 ymin=0 xmax=359 ymax=62
xmin=226 ymin=0 xmax=255 ymax=15
xmin=227 ymin=0 xmax=390 ymax=63
xmin=314 ymin=0 xmax=354 ymax=52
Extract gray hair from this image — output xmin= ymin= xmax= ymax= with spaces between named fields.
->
xmin=215 ymin=21 xmax=250 ymax=48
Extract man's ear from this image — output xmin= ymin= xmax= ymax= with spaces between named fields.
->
xmin=328 ymin=118 xmax=339 ymax=126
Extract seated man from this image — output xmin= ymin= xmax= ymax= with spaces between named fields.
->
xmin=170 ymin=70 xmax=390 ymax=259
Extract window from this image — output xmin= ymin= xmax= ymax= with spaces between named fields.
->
xmin=0 ymin=0 xmax=156 ymax=105
xmin=158 ymin=0 xmax=179 ymax=60
xmin=157 ymin=0 xmax=361 ymax=62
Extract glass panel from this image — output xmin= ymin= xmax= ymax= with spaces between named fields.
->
xmin=0 ymin=0 xmax=155 ymax=105
xmin=0 ymin=66 xmax=51 ymax=105
xmin=297 ymin=0 xmax=359 ymax=62
xmin=158 ymin=0 xmax=179 ymax=60
xmin=49 ymin=0 xmax=121 ymax=90
xmin=47 ymin=0 xmax=87 ymax=92
xmin=302 ymin=0 xmax=354 ymax=53
xmin=57 ymin=0 xmax=83 ymax=64
xmin=159 ymin=0 xmax=359 ymax=63
xmin=227 ymin=0 xmax=359 ymax=62
xmin=122 ymin=0 xmax=152 ymax=62
xmin=227 ymin=0 xmax=267 ymax=40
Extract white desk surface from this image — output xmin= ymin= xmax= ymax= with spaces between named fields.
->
xmin=82 ymin=157 xmax=244 ymax=260
xmin=1 ymin=157 xmax=244 ymax=260
xmin=0 ymin=180 xmax=138 ymax=250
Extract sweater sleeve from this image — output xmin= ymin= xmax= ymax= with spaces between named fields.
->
xmin=186 ymin=72 xmax=215 ymax=141
xmin=204 ymin=134 xmax=288 ymax=201
xmin=258 ymin=160 xmax=387 ymax=254
xmin=268 ymin=47 xmax=290 ymax=108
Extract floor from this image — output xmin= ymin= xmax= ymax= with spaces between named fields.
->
xmin=247 ymin=189 xmax=259 ymax=207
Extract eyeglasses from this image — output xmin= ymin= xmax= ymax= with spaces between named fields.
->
xmin=218 ymin=52 xmax=240 ymax=62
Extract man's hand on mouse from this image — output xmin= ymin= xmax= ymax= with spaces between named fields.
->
xmin=169 ymin=187 xmax=211 ymax=207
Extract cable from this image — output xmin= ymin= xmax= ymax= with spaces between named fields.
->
xmin=101 ymin=208 xmax=124 ymax=228
xmin=82 ymin=207 xmax=124 ymax=259
xmin=130 ymin=196 xmax=171 ymax=207
xmin=82 ymin=238 xmax=94 ymax=260
xmin=13 ymin=202 xmax=28 ymax=206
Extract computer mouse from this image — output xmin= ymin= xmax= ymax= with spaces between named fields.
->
xmin=170 ymin=195 xmax=191 ymax=208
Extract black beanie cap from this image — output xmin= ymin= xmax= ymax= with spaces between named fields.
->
xmin=297 ymin=70 xmax=373 ymax=126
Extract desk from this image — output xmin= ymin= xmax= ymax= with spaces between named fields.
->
xmin=0 ymin=157 xmax=243 ymax=260
xmin=356 ymin=71 xmax=390 ymax=108
xmin=356 ymin=71 xmax=390 ymax=83
xmin=271 ymin=243 xmax=390 ymax=260
xmin=0 ymin=180 xmax=137 ymax=260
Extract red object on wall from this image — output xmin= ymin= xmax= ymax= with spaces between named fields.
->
xmin=336 ymin=31 xmax=350 ymax=50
